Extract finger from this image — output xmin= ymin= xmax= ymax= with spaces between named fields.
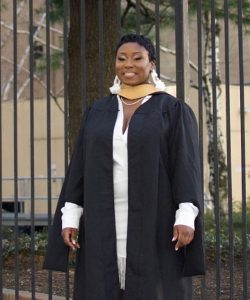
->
xmin=70 ymin=229 xmax=77 ymax=242
xmin=68 ymin=239 xmax=78 ymax=251
xmin=176 ymin=232 xmax=194 ymax=250
xmin=175 ymin=239 xmax=184 ymax=251
xmin=172 ymin=226 xmax=178 ymax=242
xmin=62 ymin=229 xmax=79 ymax=250
xmin=176 ymin=237 xmax=188 ymax=250
xmin=70 ymin=229 xmax=80 ymax=249
xmin=69 ymin=241 xmax=79 ymax=251
xmin=62 ymin=231 xmax=74 ymax=247
xmin=71 ymin=238 xmax=80 ymax=249
xmin=63 ymin=234 xmax=76 ymax=249
xmin=68 ymin=231 xmax=79 ymax=250
xmin=175 ymin=230 xmax=188 ymax=250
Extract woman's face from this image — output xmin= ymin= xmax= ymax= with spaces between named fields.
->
xmin=115 ymin=42 xmax=155 ymax=86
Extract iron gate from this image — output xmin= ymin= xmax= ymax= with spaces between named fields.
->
xmin=0 ymin=0 xmax=249 ymax=299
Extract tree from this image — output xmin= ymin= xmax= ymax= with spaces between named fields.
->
xmin=67 ymin=0 xmax=119 ymax=153
xmin=36 ymin=0 xmax=119 ymax=153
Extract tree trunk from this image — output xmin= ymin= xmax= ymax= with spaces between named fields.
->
xmin=68 ymin=0 xmax=118 ymax=155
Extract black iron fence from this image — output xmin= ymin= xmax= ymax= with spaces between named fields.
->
xmin=0 ymin=0 xmax=249 ymax=299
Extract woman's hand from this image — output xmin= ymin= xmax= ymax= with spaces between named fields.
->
xmin=172 ymin=225 xmax=194 ymax=251
xmin=62 ymin=227 xmax=80 ymax=251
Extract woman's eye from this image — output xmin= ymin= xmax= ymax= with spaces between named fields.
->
xmin=117 ymin=57 xmax=126 ymax=61
xmin=134 ymin=57 xmax=142 ymax=60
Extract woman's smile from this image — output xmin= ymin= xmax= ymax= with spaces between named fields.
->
xmin=123 ymin=72 xmax=137 ymax=78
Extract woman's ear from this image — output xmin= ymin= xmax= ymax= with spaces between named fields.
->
xmin=151 ymin=61 xmax=156 ymax=71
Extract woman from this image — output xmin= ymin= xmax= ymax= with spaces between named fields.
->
xmin=44 ymin=34 xmax=204 ymax=300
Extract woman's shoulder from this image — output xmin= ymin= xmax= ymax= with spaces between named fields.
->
xmin=90 ymin=95 xmax=115 ymax=110
xmin=154 ymin=92 xmax=196 ymax=123
xmin=154 ymin=92 xmax=189 ymax=111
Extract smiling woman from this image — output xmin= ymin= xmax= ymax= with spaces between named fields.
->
xmin=44 ymin=34 xmax=205 ymax=300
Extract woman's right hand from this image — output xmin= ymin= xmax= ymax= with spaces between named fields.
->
xmin=61 ymin=227 xmax=80 ymax=251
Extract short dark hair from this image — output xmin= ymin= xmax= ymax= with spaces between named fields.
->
xmin=115 ymin=34 xmax=156 ymax=62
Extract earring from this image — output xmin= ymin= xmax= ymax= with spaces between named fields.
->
xmin=109 ymin=76 xmax=121 ymax=94
xmin=150 ymin=69 xmax=166 ymax=90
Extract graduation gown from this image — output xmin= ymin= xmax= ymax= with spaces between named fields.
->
xmin=44 ymin=92 xmax=205 ymax=300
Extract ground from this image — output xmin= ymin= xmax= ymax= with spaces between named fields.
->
xmin=2 ymin=257 xmax=249 ymax=299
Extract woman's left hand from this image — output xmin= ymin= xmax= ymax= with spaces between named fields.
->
xmin=172 ymin=225 xmax=194 ymax=251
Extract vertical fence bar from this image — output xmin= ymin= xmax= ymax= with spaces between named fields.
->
xmin=98 ymin=0 xmax=104 ymax=98
xmin=210 ymin=0 xmax=221 ymax=298
xmin=175 ymin=0 xmax=190 ymax=102
xmin=80 ymin=0 xmax=87 ymax=107
xmin=196 ymin=0 xmax=206 ymax=298
xmin=135 ymin=0 xmax=140 ymax=34
xmin=175 ymin=0 xmax=184 ymax=99
xmin=13 ymin=1 xmax=20 ymax=299
xmin=223 ymin=1 xmax=234 ymax=299
xmin=63 ymin=0 xmax=69 ymax=188
xmin=155 ymin=0 xmax=160 ymax=75
xmin=45 ymin=0 xmax=53 ymax=298
xmin=0 ymin=1 xmax=3 ymax=297
xmin=29 ymin=0 xmax=35 ymax=298
xmin=63 ymin=0 xmax=70 ymax=298
xmin=237 ymin=1 xmax=248 ymax=298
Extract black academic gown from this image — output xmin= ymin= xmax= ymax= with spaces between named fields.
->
xmin=44 ymin=92 xmax=205 ymax=300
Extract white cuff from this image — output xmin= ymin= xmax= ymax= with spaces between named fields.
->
xmin=174 ymin=202 xmax=199 ymax=230
xmin=61 ymin=202 xmax=83 ymax=230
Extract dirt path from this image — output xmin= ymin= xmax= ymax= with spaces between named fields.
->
xmin=2 ymin=258 xmax=249 ymax=299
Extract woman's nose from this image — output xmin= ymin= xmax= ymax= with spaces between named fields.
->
xmin=124 ymin=58 xmax=133 ymax=68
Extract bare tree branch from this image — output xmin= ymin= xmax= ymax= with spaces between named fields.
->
xmin=1 ymin=21 xmax=62 ymax=51
xmin=1 ymin=0 xmax=26 ymax=48
xmin=2 ymin=13 xmax=46 ymax=100
xmin=2 ymin=56 xmax=64 ymax=113
xmin=160 ymin=45 xmax=198 ymax=73
xmin=35 ymin=22 xmax=63 ymax=35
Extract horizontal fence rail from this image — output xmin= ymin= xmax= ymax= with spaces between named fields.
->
xmin=1 ymin=176 xmax=63 ymax=226
xmin=0 ymin=0 xmax=249 ymax=299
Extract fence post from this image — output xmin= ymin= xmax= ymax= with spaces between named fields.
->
xmin=175 ymin=0 xmax=190 ymax=103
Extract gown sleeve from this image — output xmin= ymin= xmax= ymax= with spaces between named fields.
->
xmin=168 ymin=100 xmax=205 ymax=276
xmin=43 ymin=107 xmax=90 ymax=272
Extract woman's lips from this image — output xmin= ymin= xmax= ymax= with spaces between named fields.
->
xmin=123 ymin=72 xmax=136 ymax=78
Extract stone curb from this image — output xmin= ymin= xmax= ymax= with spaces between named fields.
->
xmin=3 ymin=288 xmax=70 ymax=300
